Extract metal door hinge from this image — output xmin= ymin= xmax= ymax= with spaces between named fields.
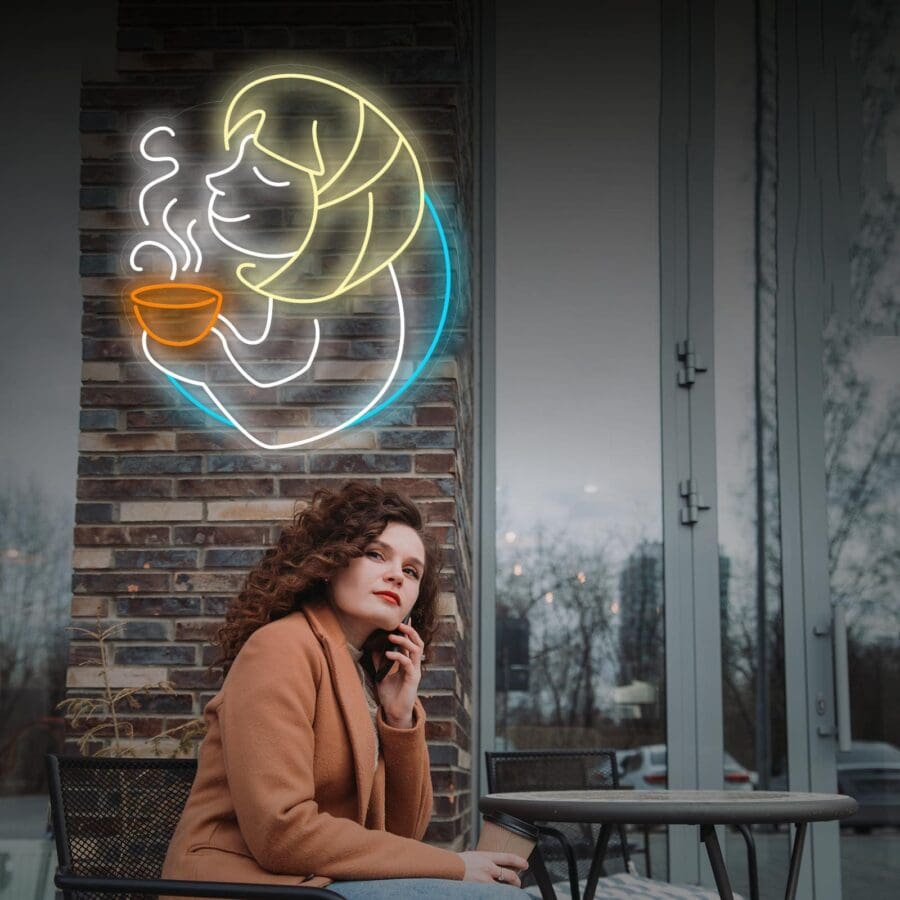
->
xmin=679 ymin=479 xmax=710 ymax=525
xmin=677 ymin=340 xmax=708 ymax=387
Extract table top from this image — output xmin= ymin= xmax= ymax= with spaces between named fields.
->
xmin=479 ymin=790 xmax=858 ymax=825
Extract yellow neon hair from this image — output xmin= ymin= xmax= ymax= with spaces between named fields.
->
xmin=221 ymin=72 xmax=425 ymax=304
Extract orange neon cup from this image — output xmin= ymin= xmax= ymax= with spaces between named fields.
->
xmin=130 ymin=282 xmax=223 ymax=348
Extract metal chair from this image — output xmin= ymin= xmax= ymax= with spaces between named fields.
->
xmin=485 ymin=749 xmax=637 ymax=900
xmin=46 ymin=754 xmax=340 ymax=899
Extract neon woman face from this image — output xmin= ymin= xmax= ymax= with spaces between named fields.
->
xmin=205 ymin=133 xmax=315 ymax=259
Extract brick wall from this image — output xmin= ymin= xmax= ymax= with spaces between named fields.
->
xmin=69 ymin=0 xmax=476 ymax=850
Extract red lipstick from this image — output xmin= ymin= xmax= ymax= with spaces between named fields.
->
xmin=374 ymin=590 xmax=400 ymax=605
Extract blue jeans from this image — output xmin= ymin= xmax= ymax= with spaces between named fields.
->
xmin=327 ymin=878 xmax=528 ymax=898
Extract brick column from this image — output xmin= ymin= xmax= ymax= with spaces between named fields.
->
xmin=69 ymin=0 xmax=475 ymax=851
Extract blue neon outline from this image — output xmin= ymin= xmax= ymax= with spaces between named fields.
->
xmin=354 ymin=192 xmax=451 ymax=424
xmin=165 ymin=191 xmax=451 ymax=433
xmin=166 ymin=374 xmax=233 ymax=426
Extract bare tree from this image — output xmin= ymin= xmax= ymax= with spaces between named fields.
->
xmin=496 ymin=527 xmax=619 ymax=735
xmin=823 ymin=313 xmax=900 ymax=633
xmin=831 ymin=0 xmax=900 ymax=636
xmin=0 ymin=479 xmax=72 ymax=790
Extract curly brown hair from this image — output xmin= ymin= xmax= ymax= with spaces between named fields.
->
xmin=216 ymin=481 xmax=443 ymax=674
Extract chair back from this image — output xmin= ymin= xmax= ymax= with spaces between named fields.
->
xmin=46 ymin=754 xmax=197 ymax=898
xmin=484 ymin=749 xmax=631 ymax=881
xmin=485 ymin=748 xmax=619 ymax=794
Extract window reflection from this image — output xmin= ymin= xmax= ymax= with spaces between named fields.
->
xmin=496 ymin=527 xmax=665 ymax=747
xmin=831 ymin=2 xmax=900 ymax=894
xmin=825 ymin=307 xmax=900 ymax=895
xmin=494 ymin=0 xmax=664 ymax=760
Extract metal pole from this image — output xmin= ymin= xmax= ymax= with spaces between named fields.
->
xmin=752 ymin=0 xmax=772 ymax=794
xmin=784 ymin=822 xmax=808 ymax=900
xmin=700 ymin=824 xmax=735 ymax=900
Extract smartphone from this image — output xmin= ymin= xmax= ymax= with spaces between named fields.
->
xmin=362 ymin=611 xmax=412 ymax=683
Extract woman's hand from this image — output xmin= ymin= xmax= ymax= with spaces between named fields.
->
xmin=374 ymin=621 xmax=424 ymax=728
xmin=456 ymin=851 xmax=529 ymax=887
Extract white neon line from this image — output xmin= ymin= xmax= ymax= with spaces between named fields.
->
xmin=210 ymin=210 xmax=251 ymax=223
xmin=185 ymin=219 xmax=202 ymax=273
xmin=216 ymin=297 xmax=274 ymax=345
xmin=138 ymin=126 xmax=179 ymax=228
xmin=147 ymin=262 xmax=405 ymax=449
xmin=205 ymin=133 xmax=254 ymax=195
xmin=253 ymin=165 xmax=291 ymax=188
xmin=129 ymin=240 xmax=178 ymax=281
xmin=209 ymin=319 xmax=320 ymax=388
xmin=162 ymin=198 xmax=191 ymax=271
xmin=205 ymin=134 xmax=291 ymax=259
xmin=206 ymin=195 xmax=291 ymax=259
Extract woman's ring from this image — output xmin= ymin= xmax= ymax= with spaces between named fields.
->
xmin=496 ymin=867 xmax=506 ymax=883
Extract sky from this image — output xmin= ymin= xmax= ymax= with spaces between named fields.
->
xmin=494 ymin=0 xmax=664 ymax=556
xmin=0 ymin=2 xmax=115 ymax=505
xmin=492 ymin=0 xmax=765 ymax=567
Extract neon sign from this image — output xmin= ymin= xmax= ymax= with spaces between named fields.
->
xmin=127 ymin=71 xmax=451 ymax=449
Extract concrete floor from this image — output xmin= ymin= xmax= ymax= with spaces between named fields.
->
xmin=625 ymin=827 xmax=899 ymax=900
xmin=0 ymin=796 xmax=50 ymax=839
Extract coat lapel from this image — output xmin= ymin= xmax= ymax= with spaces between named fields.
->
xmin=302 ymin=601 xmax=377 ymax=823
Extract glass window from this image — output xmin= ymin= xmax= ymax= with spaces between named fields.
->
xmin=494 ymin=1 xmax=664 ymax=769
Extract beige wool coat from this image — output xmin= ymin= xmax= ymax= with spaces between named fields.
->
xmin=162 ymin=600 xmax=466 ymax=889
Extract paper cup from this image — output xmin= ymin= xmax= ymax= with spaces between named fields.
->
xmin=476 ymin=812 xmax=538 ymax=860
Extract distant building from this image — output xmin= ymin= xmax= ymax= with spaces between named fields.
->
xmin=718 ymin=550 xmax=732 ymax=634
xmin=617 ymin=541 xmax=731 ymax=686
xmin=618 ymin=541 xmax=664 ymax=686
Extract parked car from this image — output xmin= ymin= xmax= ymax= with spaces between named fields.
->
xmin=836 ymin=740 xmax=900 ymax=833
xmin=611 ymin=744 xmax=756 ymax=791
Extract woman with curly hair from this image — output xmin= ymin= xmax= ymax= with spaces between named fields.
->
xmin=162 ymin=481 xmax=528 ymax=898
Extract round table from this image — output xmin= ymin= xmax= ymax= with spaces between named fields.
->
xmin=479 ymin=790 xmax=858 ymax=900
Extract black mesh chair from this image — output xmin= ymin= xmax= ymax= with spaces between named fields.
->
xmin=485 ymin=749 xmax=636 ymax=900
xmin=46 ymin=755 xmax=340 ymax=899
